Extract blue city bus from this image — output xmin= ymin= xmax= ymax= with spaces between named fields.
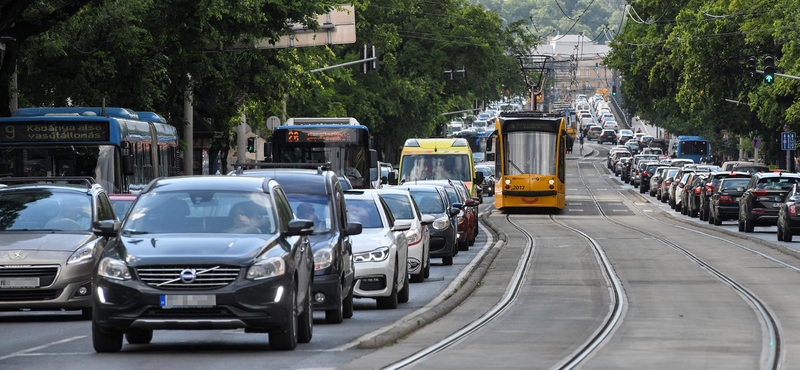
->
xmin=672 ymin=135 xmax=710 ymax=163
xmin=270 ymin=117 xmax=377 ymax=189
xmin=0 ymin=107 xmax=179 ymax=193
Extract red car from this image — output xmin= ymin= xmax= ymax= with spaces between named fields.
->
xmin=108 ymin=194 xmax=137 ymax=220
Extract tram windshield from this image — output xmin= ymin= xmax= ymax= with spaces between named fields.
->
xmin=399 ymin=154 xmax=471 ymax=183
xmin=504 ymin=131 xmax=557 ymax=176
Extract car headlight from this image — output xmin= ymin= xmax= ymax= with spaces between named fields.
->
xmin=67 ymin=240 xmax=98 ymax=265
xmin=97 ymin=257 xmax=131 ymax=281
xmin=314 ymin=248 xmax=334 ymax=270
xmin=247 ymin=256 xmax=286 ymax=280
xmin=432 ymin=216 xmax=450 ymax=230
xmin=354 ymin=247 xmax=390 ymax=263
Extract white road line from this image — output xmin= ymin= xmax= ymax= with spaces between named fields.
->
xmin=326 ymin=220 xmax=495 ymax=352
xmin=572 ymin=209 xmax=584 ymax=212
xmin=597 ymin=188 xmax=607 ymax=190
xmin=18 ymin=352 xmax=92 ymax=356
xmin=0 ymin=336 xmax=85 ymax=361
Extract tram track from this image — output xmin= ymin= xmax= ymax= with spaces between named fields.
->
xmin=382 ymin=214 xmax=535 ymax=370
xmin=577 ymin=158 xmax=783 ymax=370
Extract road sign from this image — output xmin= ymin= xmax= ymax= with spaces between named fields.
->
xmin=266 ymin=116 xmax=282 ymax=131
xmin=782 ymin=132 xmax=796 ymax=150
xmin=785 ymin=123 xmax=792 ymax=132
xmin=752 ymin=136 xmax=763 ymax=149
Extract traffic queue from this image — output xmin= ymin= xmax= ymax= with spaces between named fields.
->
xmin=0 ymin=137 xmax=488 ymax=353
xmin=605 ymin=145 xmax=800 ymax=241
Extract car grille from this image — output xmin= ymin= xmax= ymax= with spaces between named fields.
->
xmin=0 ymin=289 xmax=61 ymax=302
xmin=0 ymin=266 xmax=59 ymax=287
xmin=140 ymin=307 xmax=235 ymax=319
xmin=136 ymin=266 xmax=241 ymax=290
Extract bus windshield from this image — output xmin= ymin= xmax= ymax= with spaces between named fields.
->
xmin=0 ymin=145 xmax=117 ymax=192
xmin=504 ymin=131 xmax=557 ymax=176
xmin=399 ymin=154 xmax=471 ymax=183
xmin=278 ymin=145 xmax=367 ymax=188
xmin=680 ymin=141 xmax=708 ymax=156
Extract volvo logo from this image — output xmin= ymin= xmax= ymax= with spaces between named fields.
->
xmin=180 ymin=269 xmax=197 ymax=283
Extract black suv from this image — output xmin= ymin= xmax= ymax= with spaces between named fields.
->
xmin=709 ymin=177 xmax=750 ymax=225
xmin=599 ymin=129 xmax=618 ymax=145
xmin=0 ymin=177 xmax=117 ymax=318
xmin=240 ymin=168 xmax=361 ymax=324
xmin=92 ymin=176 xmax=315 ymax=352
xmin=739 ymin=172 xmax=800 ymax=232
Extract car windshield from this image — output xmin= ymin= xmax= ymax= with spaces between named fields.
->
xmin=110 ymin=199 xmax=135 ymax=220
xmin=400 ymin=154 xmax=471 ymax=182
xmin=122 ymin=190 xmax=277 ymax=235
xmin=381 ymin=194 xmax=415 ymax=220
xmin=345 ymin=199 xmax=383 ymax=228
xmin=408 ymin=190 xmax=445 ymax=214
xmin=287 ymin=194 xmax=333 ymax=234
xmin=720 ymin=179 xmax=750 ymax=191
xmin=0 ymin=190 xmax=92 ymax=232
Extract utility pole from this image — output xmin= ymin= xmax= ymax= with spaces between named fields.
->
xmin=183 ymin=77 xmax=193 ymax=175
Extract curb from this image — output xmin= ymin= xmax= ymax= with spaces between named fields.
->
xmin=357 ymin=211 xmax=509 ymax=349
xmin=661 ymin=211 xmax=800 ymax=260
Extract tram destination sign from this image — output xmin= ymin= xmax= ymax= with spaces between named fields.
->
xmin=1 ymin=121 xmax=110 ymax=143
xmin=285 ymin=127 xmax=359 ymax=144
xmin=503 ymin=120 xmax=561 ymax=133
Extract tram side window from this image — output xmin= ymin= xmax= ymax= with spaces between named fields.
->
xmin=142 ymin=143 xmax=153 ymax=182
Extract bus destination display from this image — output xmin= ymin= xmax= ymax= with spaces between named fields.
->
xmin=1 ymin=121 xmax=110 ymax=142
xmin=286 ymin=128 xmax=358 ymax=144
xmin=504 ymin=120 xmax=560 ymax=133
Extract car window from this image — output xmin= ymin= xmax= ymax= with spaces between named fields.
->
xmin=122 ymin=190 xmax=278 ymax=235
xmin=381 ymin=194 xmax=415 ymax=220
xmin=97 ymin=193 xmax=116 ymax=221
xmin=409 ymin=190 xmax=445 ymax=214
xmin=345 ymin=199 xmax=384 ymax=229
xmin=719 ymin=179 xmax=749 ymax=192
xmin=286 ymin=194 xmax=333 ymax=234
xmin=757 ymin=177 xmax=800 ymax=190
xmin=273 ymin=187 xmax=293 ymax=231
xmin=444 ymin=187 xmax=460 ymax=204
xmin=111 ymin=198 xmax=135 ymax=220
xmin=0 ymin=190 xmax=92 ymax=232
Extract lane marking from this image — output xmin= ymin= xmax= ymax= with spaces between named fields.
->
xmin=0 ymin=336 xmax=85 ymax=361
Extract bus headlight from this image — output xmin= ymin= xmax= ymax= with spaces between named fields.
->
xmin=548 ymin=179 xmax=555 ymax=185
xmin=505 ymin=179 xmax=511 ymax=185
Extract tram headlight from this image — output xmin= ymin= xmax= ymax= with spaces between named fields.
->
xmin=548 ymin=179 xmax=555 ymax=185
xmin=505 ymin=179 xmax=511 ymax=185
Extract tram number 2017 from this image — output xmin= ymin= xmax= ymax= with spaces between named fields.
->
xmin=510 ymin=185 xmax=525 ymax=191
xmin=4 ymin=126 xmax=13 ymax=139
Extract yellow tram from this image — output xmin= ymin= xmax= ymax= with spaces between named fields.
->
xmin=489 ymin=111 xmax=567 ymax=210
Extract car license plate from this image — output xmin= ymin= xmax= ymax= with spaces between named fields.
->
xmin=160 ymin=294 xmax=216 ymax=308
xmin=773 ymin=203 xmax=781 ymax=208
xmin=0 ymin=277 xmax=40 ymax=288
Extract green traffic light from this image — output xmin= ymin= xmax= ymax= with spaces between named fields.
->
xmin=765 ymin=75 xmax=774 ymax=84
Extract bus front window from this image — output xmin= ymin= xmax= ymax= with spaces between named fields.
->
xmin=280 ymin=145 xmax=366 ymax=187
xmin=0 ymin=145 xmax=117 ymax=192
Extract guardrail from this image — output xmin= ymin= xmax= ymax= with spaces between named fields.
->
xmin=610 ymin=96 xmax=630 ymax=130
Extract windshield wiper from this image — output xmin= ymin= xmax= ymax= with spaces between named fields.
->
xmin=122 ymin=230 xmax=150 ymax=235
xmin=508 ymin=160 xmax=524 ymax=175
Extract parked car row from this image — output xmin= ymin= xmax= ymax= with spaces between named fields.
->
xmin=0 ymin=169 xmax=485 ymax=353
xmin=606 ymin=149 xmax=800 ymax=243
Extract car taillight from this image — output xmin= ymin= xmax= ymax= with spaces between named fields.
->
xmin=752 ymin=190 xmax=767 ymax=196
xmin=665 ymin=180 xmax=672 ymax=186
xmin=719 ymin=195 xmax=733 ymax=203
xmin=706 ymin=185 xmax=715 ymax=192
xmin=791 ymin=204 xmax=797 ymax=217
xmin=694 ymin=188 xmax=701 ymax=194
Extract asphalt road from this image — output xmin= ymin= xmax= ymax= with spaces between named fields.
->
xmin=343 ymin=144 xmax=800 ymax=369
xmin=0 ymin=203 xmax=493 ymax=370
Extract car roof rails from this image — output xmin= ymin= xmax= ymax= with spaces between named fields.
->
xmin=232 ymin=162 xmax=332 ymax=175
xmin=0 ymin=176 xmax=96 ymax=189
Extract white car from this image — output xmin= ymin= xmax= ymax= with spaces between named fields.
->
xmin=345 ymin=191 xmax=411 ymax=309
xmin=375 ymin=189 xmax=434 ymax=283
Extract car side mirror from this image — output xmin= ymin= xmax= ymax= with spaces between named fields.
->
xmin=449 ymin=207 xmax=460 ymax=217
xmin=121 ymin=154 xmax=135 ymax=176
xmin=388 ymin=172 xmax=397 ymax=185
xmin=345 ymin=222 xmax=362 ymax=236
xmin=421 ymin=215 xmax=435 ymax=225
xmin=465 ymin=199 xmax=479 ymax=206
xmin=392 ymin=220 xmax=412 ymax=232
xmin=472 ymin=197 xmax=481 ymax=204
xmin=475 ymin=171 xmax=485 ymax=185
xmin=287 ymin=219 xmax=314 ymax=236
xmin=93 ymin=220 xmax=120 ymax=238
xmin=381 ymin=176 xmax=388 ymax=185
xmin=452 ymin=202 xmax=463 ymax=209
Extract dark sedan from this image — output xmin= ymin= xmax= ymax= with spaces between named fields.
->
xmin=92 ymin=176 xmax=315 ymax=352
xmin=709 ymin=178 xmax=750 ymax=225
xmin=699 ymin=172 xmax=751 ymax=222
xmin=395 ymin=185 xmax=459 ymax=265
xmin=777 ymin=184 xmax=800 ymax=241
xmin=739 ymin=173 xmax=800 ymax=232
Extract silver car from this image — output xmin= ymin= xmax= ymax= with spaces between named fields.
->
xmin=375 ymin=189 xmax=434 ymax=283
xmin=0 ymin=178 xmax=117 ymax=318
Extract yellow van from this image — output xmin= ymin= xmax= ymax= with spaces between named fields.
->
xmin=392 ymin=138 xmax=483 ymax=197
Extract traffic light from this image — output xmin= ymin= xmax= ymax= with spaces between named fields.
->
xmin=595 ymin=63 xmax=599 ymax=70
xmin=764 ymin=55 xmax=775 ymax=84
xmin=612 ymin=85 xmax=617 ymax=96
xmin=747 ymin=56 xmax=757 ymax=79
xmin=247 ymin=137 xmax=255 ymax=153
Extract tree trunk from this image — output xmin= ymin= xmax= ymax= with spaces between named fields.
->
xmin=0 ymin=41 xmax=18 ymax=117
